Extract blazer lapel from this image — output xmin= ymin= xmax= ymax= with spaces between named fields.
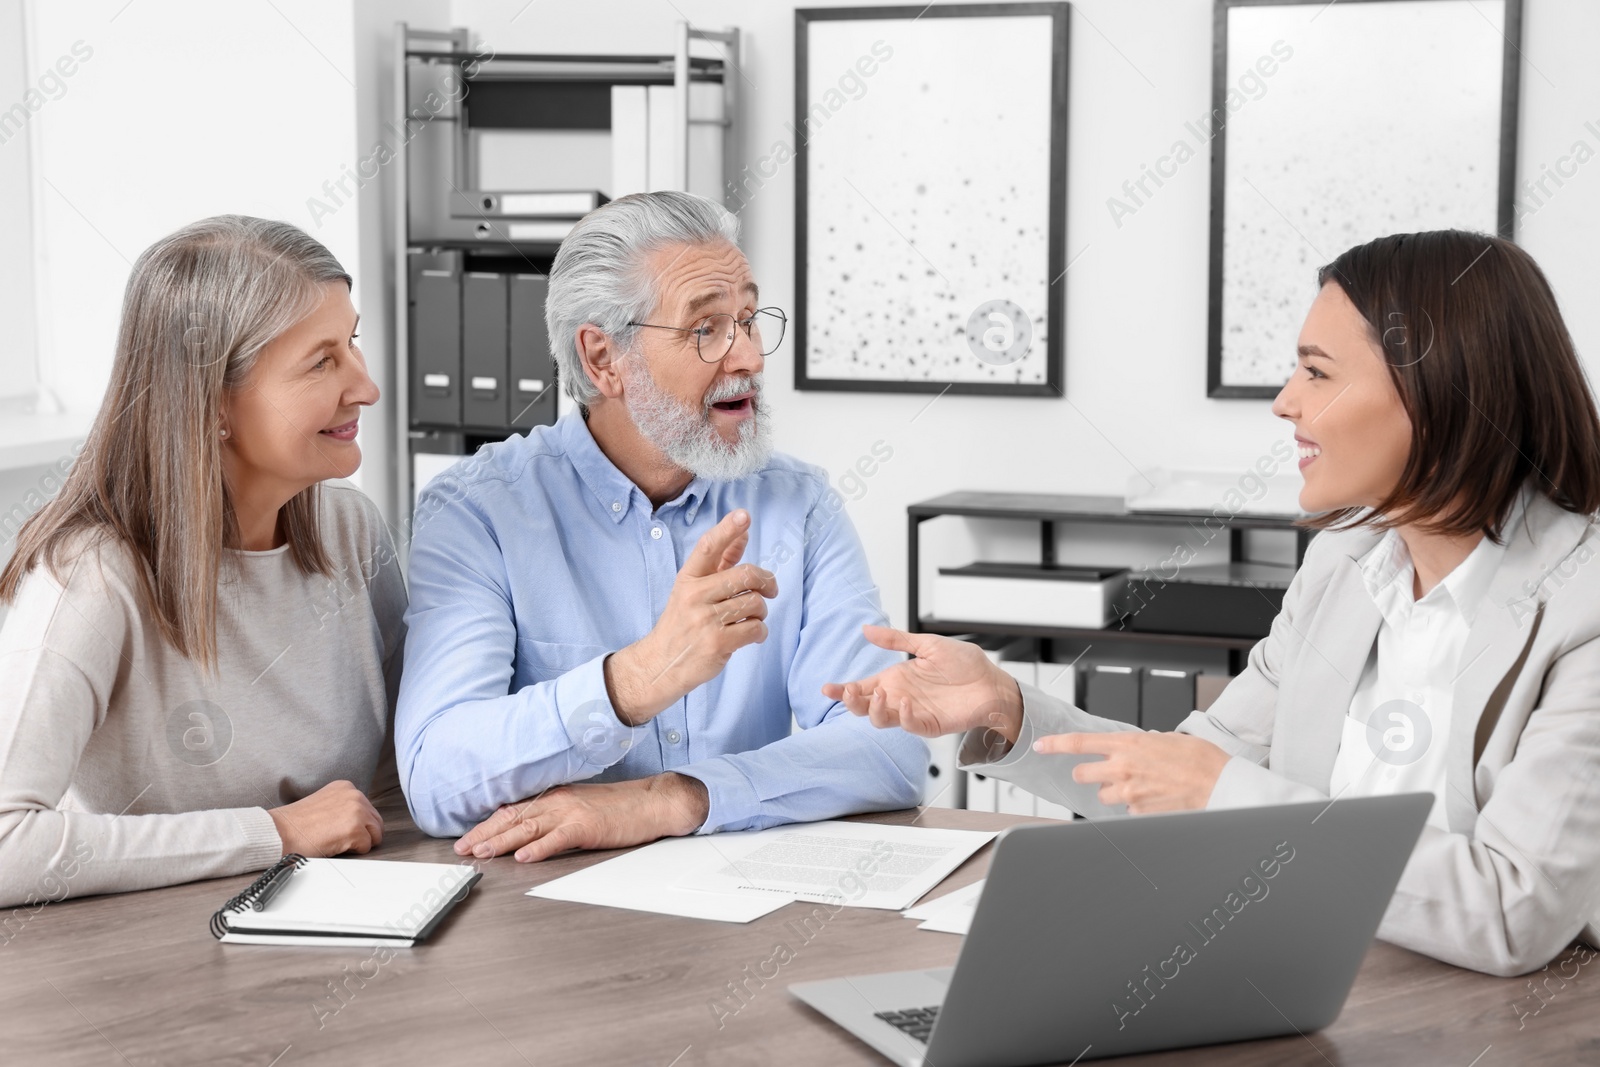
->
xmin=1447 ymin=494 xmax=1593 ymax=831
xmin=1278 ymin=551 xmax=1382 ymax=790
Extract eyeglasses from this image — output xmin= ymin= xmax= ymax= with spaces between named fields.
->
xmin=627 ymin=307 xmax=788 ymax=364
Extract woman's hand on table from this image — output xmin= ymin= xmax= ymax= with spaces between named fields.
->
xmin=1033 ymin=732 xmax=1231 ymax=813
xmin=268 ymin=780 xmax=383 ymax=856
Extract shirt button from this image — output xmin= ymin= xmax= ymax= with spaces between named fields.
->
xmin=651 ymin=527 xmax=663 ymax=540
xmin=666 ymin=729 xmax=682 ymax=744
xmin=611 ymin=501 xmax=621 ymax=512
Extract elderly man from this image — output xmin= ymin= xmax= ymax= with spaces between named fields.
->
xmin=396 ymin=190 xmax=927 ymax=860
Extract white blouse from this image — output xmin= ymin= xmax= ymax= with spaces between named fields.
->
xmin=1326 ymin=493 xmax=1525 ymax=830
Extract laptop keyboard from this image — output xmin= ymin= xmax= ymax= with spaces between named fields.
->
xmin=874 ymin=1006 xmax=940 ymax=1044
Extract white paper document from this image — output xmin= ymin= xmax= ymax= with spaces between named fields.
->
xmin=903 ymin=878 xmax=985 ymax=934
xmin=527 ymin=835 xmax=792 ymax=924
xmin=674 ymin=821 xmax=996 ymax=911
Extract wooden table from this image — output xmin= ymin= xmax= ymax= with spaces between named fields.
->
xmin=6 ymin=803 xmax=1595 ymax=1066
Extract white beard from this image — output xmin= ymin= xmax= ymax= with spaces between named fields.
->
xmin=620 ymin=354 xmax=774 ymax=481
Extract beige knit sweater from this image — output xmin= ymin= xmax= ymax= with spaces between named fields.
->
xmin=0 ymin=483 xmax=404 ymax=910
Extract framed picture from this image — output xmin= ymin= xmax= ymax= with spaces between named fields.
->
xmin=1207 ymin=0 xmax=1522 ymax=398
xmin=794 ymin=4 xmax=1069 ymax=395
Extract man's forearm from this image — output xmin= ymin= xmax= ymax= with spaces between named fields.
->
xmin=604 ymin=646 xmax=677 ymax=726
xmin=652 ymin=772 xmax=710 ymax=835
xmin=679 ymin=716 xmax=927 ymax=834
xmin=991 ymin=673 xmax=1025 ymax=745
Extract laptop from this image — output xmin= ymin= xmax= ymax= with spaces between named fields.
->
xmin=790 ymin=793 xmax=1431 ymax=1066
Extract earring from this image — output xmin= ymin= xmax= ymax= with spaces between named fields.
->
xmin=219 ymin=427 xmax=228 ymax=439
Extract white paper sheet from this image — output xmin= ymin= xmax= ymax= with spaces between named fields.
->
xmin=674 ymin=821 xmax=996 ymax=911
xmin=527 ymin=834 xmax=794 ymax=923
xmin=903 ymin=879 xmax=985 ymax=934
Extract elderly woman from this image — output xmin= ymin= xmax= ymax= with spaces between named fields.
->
xmin=832 ymin=230 xmax=1600 ymax=978
xmin=0 ymin=216 xmax=403 ymax=908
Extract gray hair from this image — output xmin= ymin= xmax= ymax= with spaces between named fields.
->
xmin=0 ymin=215 xmax=350 ymax=666
xmin=546 ymin=191 xmax=741 ymax=407
xmin=158 ymin=215 xmax=353 ymax=390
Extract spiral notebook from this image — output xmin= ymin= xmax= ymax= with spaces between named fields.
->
xmin=210 ymin=854 xmax=481 ymax=947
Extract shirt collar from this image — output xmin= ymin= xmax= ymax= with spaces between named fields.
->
xmin=557 ymin=412 xmax=711 ymax=525
xmin=1434 ymin=531 xmax=1506 ymax=626
xmin=1357 ymin=484 xmax=1528 ymax=625
xmin=672 ymin=478 xmax=711 ymax=524
xmin=1359 ymin=526 xmax=1412 ymax=611
xmin=1440 ymin=484 xmax=1528 ymax=625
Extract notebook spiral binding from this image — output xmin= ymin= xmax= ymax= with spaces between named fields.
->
xmin=210 ymin=853 xmax=309 ymax=939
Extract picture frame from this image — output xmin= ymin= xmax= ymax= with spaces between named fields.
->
xmin=794 ymin=3 xmax=1069 ymax=396
xmin=1206 ymin=0 xmax=1523 ymax=398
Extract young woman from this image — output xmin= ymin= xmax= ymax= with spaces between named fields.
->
xmin=0 ymin=216 xmax=404 ymax=909
xmin=829 ymin=230 xmax=1600 ymax=978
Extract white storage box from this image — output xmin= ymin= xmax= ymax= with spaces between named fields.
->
xmin=932 ymin=562 xmax=1127 ymax=629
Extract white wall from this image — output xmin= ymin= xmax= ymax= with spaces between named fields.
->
xmin=452 ymin=0 xmax=1600 ymax=629
xmin=23 ymin=0 xmax=365 ymax=475
xmin=10 ymin=0 xmax=1598 ymax=634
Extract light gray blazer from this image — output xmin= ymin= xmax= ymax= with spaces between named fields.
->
xmin=961 ymin=490 xmax=1600 ymax=976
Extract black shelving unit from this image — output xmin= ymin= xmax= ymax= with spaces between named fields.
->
xmin=907 ymin=491 xmax=1312 ymax=673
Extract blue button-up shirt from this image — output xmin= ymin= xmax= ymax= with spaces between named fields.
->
xmin=396 ymin=412 xmax=928 ymax=837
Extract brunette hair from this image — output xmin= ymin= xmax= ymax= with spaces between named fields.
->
xmin=1304 ymin=230 xmax=1600 ymax=538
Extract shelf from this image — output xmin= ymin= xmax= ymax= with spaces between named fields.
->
xmin=410 ymin=418 xmax=556 ymax=435
xmin=408 ymin=51 xmax=725 ymax=69
xmin=908 ymin=489 xmax=1292 ymax=679
xmin=407 ymin=238 xmax=564 ymax=256
xmin=908 ymin=491 xmax=1304 ymax=531
xmin=918 ymin=617 xmax=1263 ymax=651
xmin=0 ymin=411 xmax=93 ymax=473
xmin=406 ymin=52 xmax=726 ymax=86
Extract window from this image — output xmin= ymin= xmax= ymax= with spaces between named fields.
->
xmin=0 ymin=0 xmax=39 ymax=404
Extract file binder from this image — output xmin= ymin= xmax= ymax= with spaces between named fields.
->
xmin=1078 ymin=664 xmax=1140 ymax=726
xmin=610 ymin=85 xmax=649 ymax=197
xmin=1142 ymin=667 xmax=1198 ymax=732
xmin=509 ymin=273 xmax=557 ymax=429
xmin=411 ymin=266 xmax=461 ymax=427
xmin=462 ymin=272 xmax=509 ymax=428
